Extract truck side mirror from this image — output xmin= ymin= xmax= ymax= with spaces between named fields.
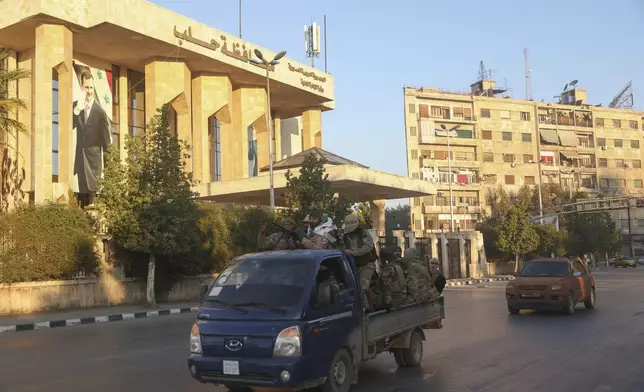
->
xmin=200 ymin=284 xmax=209 ymax=300
xmin=316 ymin=283 xmax=332 ymax=307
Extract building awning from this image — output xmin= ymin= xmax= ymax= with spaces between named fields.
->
xmin=539 ymin=129 xmax=559 ymax=145
xmin=557 ymin=130 xmax=578 ymax=147
xmin=260 ymin=147 xmax=367 ymax=172
xmin=560 ymin=152 xmax=582 ymax=160
xmin=194 ymin=165 xmax=437 ymax=206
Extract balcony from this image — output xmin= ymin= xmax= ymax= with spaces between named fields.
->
xmin=423 ymin=205 xmax=482 ymax=215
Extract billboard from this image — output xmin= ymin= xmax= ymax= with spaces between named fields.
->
xmin=71 ymin=60 xmax=114 ymax=194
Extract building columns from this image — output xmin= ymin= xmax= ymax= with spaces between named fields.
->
xmin=302 ymin=108 xmax=322 ymax=150
xmin=231 ymin=87 xmax=266 ymax=179
xmin=144 ymin=60 xmax=192 ymax=172
xmin=34 ymin=24 xmax=73 ymax=202
xmin=191 ymin=75 xmax=232 ymax=183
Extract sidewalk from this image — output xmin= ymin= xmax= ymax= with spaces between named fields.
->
xmin=0 ymin=301 xmax=199 ymax=334
xmin=446 ymin=275 xmax=514 ymax=287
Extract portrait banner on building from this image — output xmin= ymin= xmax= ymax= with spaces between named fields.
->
xmin=71 ymin=60 xmax=114 ymax=194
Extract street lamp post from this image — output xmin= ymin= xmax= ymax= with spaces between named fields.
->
xmin=439 ymin=124 xmax=460 ymax=232
xmin=250 ymin=49 xmax=287 ymax=211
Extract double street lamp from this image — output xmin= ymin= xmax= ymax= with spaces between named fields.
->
xmin=250 ymin=49 xmax=286 ymax=211
xmin=437 ymin=124 xmax=460 ymax=232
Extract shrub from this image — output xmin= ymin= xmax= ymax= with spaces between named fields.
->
xmin=0 ymin=202 xmax=98 ymax=283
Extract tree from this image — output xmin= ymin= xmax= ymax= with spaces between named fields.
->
xmin=0 ymin=47 xmax=30 ymax=213
xmin=566 ymin=212 xmax=620 ymax=257
xmin=355 ymin=202 xmax=373 ymax=228
xmin=535 ymin=224 xmax=568 ymax=257
xmin=496 ymin=207 xmax=540 ymax=273
xmin=98 ymin=104 xmax=201 ymax=306
xmin=283 ymin=154 xmax=353 ymax=227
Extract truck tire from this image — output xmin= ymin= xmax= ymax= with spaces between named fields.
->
xmin=563 ymin=293 xmax=576 ymax=315
xmin=321 ymin=348 xmax=354 ymax=392
xmin=393 ymin=349 xmax=407 ymax=367
xmin=400 ymin=330 xmax=424 ymax=367
xmin=584 ymin=288 xmax=596 ymax=309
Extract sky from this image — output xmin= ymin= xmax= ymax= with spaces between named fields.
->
xmin=152 ymin=0 xmax=644 ymax=204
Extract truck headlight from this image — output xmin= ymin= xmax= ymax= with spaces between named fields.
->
xmin=551 ymin=284 xmax=563 ymax=291
xmin=190 ymin=323 xmax=202 ymax=354
xmin=273 ymin=326 xmax=301 ymax=357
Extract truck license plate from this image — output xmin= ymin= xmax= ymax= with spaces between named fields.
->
xmin=223 ymin=360 xmax=240 ymax=375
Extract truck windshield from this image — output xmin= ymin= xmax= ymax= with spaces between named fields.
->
xmin=520 ymin=262 xmax=569 ymax=277
xmin=204 ymin=257 xmax=314 ymax=309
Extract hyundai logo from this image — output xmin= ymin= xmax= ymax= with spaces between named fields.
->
xmin=225 ymin=339 xmax=244 ymax=351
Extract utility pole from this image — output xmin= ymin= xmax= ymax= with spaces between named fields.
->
xmin=238 ymin=0 xmax=242 ymax=38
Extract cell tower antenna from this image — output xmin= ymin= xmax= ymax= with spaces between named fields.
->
xmin=478 ymin=61 xmax=488 ymax=80
xmin=524 ymin=48 xmax=532 ymax=100
xmin=609 ymin=81 xmax=634 ymax=109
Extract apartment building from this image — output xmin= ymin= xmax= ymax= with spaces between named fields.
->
xmin=404 ymin=78 xmax=644 ymax=254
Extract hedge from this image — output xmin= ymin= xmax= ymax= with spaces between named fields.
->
xmin=0 ymin=202 xmax=98 ymax=283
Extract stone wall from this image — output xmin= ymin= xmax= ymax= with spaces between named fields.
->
xmin=0 ymin=274 xmax=216 ymax=316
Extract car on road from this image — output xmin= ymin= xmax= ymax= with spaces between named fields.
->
xmin=188 ymin=250 xmax=445 ymax=392
xmin=614 ymin=256 xmax=637 ymax=268
xmin=637 ymin=257 xmax=644 ymax=265
xmin=505 ymin=258 xmax=595 ymax=316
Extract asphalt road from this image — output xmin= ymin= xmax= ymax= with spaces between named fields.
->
xmin=1 ymin=267 xmax=644 ymax=392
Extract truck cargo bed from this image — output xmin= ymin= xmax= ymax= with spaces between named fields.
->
xmin=365 ymin=297 xmax=444 ymax=343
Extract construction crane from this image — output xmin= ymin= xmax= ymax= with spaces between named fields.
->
xmin=609 ymin=81 xmax=634 ymax=109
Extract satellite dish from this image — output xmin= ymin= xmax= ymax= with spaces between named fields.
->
xmin=569 ymin=80 xmax=578 ymax=87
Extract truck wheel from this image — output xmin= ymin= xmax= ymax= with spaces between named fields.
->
xmin=508 ymin=304 xmax=519 ymax=315
xmin=563 ymin=294 xmax=576 ymax=315
xmin=321 ymin=348 xmax=354 ymax=392
xmin=393 ymin=349 xmax=407 ymax=367
xmin=401 ymin=330 xmax=424 ymax=367
xmin=584 ymin=289 xmax=596 ymax=309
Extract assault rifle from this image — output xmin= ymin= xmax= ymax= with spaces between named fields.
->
xmin=270 ymin=222 xmax=304 ymax=249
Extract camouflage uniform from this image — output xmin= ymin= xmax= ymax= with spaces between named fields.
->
xmin=257 ymin=217 xmax=300 ymax=251
xmin=302 ymin=233 xmax=334 ymax=249
xmin=258 ymin=231 xmax=299 ymax=251
xmin=343 ymin=225 xmax=377 ymax=309
xmin=378 ymin=246 xmax=411 ymax=309
xmin=301 ymin=215 xmax=337 ymax=250
xmin=404 ymin=248 xmax=438 ymax=303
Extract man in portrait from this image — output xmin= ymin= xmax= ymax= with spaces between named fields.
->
xmin=73 ymin=70 xmax=111 ymax=197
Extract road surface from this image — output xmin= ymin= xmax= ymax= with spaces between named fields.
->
xmin=1 ymin=268 xmax=643 ymax=392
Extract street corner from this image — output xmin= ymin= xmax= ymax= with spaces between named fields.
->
xmin=446 ymin=276 xmax=515 ymax=287
xmin=0 ymin=305 xmax=200 ymax=335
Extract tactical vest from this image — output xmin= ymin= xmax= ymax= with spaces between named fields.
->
xmin=345 ymin=229 xmax=377 ymax=267
xmin=380 ymin=262 xmax=407 ymax=301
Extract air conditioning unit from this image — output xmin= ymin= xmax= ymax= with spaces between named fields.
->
xmin=601 ymin=146 xmax=608 ymax=150
xmin=625 ymin=163 xmax=631 ymax=168
xmin=511 ymin=163 xmax=517 ymax=168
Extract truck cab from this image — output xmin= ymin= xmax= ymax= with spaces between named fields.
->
xmin=188 ymin=249 xmax=444 ymax=391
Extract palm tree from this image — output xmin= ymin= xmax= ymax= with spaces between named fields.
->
xmin=0 ymin=46 xmax=30 ymax=213
xmin=0 ymin=47 xmax=30 ymax=143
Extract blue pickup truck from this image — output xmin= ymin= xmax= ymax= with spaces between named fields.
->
xmin=188 ymin=249 xmax=445 ymax=391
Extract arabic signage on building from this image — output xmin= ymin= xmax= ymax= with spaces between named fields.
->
xmin=173 ymin=26 xmax=327 ymax=94
xmin=173 ymin=26 xmax=274 ymax=72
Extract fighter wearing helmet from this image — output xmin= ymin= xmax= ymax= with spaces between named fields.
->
xmin=258 ymin=216 xmax=301 ymax=251
xmin=341 ymin=214 xmax=378 ymax=310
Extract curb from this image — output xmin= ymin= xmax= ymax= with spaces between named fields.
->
xmin=0 ymin=306 xmax=199 ymax=335
xmin=446 ymin=276 xmax=515 ymax=287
